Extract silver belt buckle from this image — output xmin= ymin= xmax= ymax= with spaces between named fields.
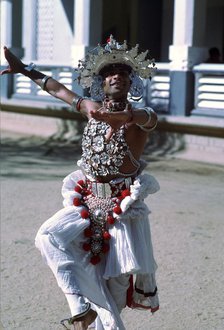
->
xmin=97 ymin=182 xmax=112 ymax=198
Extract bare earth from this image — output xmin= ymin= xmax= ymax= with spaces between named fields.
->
xmin=1 ymin=133 xmax=224 ymax=330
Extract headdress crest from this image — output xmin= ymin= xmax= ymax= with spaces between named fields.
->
xmin=76 ymin=35 xmax=156 ymax=100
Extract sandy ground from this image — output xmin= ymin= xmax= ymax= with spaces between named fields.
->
xmin=1 ymin=132 xmax=224 ymax=330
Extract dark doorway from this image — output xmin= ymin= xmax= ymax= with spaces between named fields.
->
xmin=102 ymin=0 xmax=173 ymax=61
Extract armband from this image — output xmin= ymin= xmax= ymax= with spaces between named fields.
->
xmin=137 ymin=107 xmax=157 ymax=132
xmin=40 ymin=75 xmax=51 ymax=91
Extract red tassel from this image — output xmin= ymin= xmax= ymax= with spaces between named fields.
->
xmin=84 ymin=228 xmax=92 ymax=238
xmin=83 ymin=243 xmax=91 ymax=251
xmin=81 ymin=210 xmax=89 ymax=219
xmin=121 ymin=189 xmax=130 ymax=198
xmin=73 ymin=198 xmax=81 ymax=206
xmin=90 ymin=255 xmax=101 ymax=265
xmin=77 ymin=180 xmax=85 ymax=186
xmin=74 ymin=185 xmax=82 ymax=193
xmin=113 ymin=205 xmax=122 ymax=214
xmin=107 ymin=215 xmax=115 ymax=225
xmin=103 ymin=231 xmax=111 ymax=240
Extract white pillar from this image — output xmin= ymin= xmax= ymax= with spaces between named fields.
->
xmin=22 ymin=0 xmax=37 ymax=61
xmin=71 ymin=0 xmax=102 ymax=67
xmin=168 ymin=0 xmax=208 ymax=115
xmin=169 ymin=0 xmax=207 ymax=70
xmin=0 ymin=0 xmax=13 ymax=64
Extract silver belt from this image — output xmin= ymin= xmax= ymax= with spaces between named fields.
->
xmin=90 ymin=177 xmax=133 ymax=199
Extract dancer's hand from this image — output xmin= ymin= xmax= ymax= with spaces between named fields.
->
xmin=90 ymin=108 xmax=132 ymax=140
xmin=0 ymin=46 xmax=25 ymax=75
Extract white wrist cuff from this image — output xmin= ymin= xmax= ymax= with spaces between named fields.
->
xmin=65 ymin=294 xmax=89 ymax=317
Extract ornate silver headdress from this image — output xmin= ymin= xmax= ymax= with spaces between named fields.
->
xmin=76 ymin=35 xmax=156 ymax=101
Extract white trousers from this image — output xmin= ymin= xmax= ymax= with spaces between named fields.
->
xmin=65 ymin=274 xmax=130 ymax=317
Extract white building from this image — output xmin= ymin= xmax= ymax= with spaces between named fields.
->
xmin=1 ymin=0 xmax=224 ymax=155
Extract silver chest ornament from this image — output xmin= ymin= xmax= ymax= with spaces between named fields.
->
xmin=81 ymin=119 xmax=128 ymax=177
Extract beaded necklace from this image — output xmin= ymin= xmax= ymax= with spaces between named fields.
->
xmin=103 ymin=98 xmax=132 ymax=112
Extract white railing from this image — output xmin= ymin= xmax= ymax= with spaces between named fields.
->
xmin=193 ymin=64 xmax=224 ymax=116
xmin=145 ymin=63 xmax=170 ymax=113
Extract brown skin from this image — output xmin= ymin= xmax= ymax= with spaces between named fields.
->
xmin=71 ymin=309 xmax=97 ymax=330
xmin=1 ymin=47 xmax=157 ymax=329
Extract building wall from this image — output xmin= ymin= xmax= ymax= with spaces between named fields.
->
xmin=2 ymin=0 xmax=223 ymax=64
xmin=36 ymin=0 xmax=74 ymax=64
xmin=1 ymin=0 xmax=224 ymax=118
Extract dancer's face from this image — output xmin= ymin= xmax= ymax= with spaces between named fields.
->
xmin=102 ymin=66 xmax=131 ymax=100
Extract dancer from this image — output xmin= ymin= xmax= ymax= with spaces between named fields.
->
xmin=1 ymin=35 xmax=160 ymax=330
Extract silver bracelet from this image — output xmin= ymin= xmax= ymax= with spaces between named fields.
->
xmin=40 ymin=75 xmax=51 ymax=91
xmin=25 ymin=62 xmax=36 ymax=72
xmin=71 ymin=95 xmax=84 ymax=112
xmin=137 ymin=107 xmax=157 ymax=132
